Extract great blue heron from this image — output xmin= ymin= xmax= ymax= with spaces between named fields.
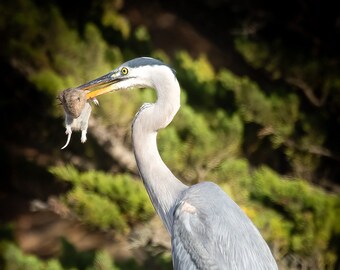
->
xmin=71 ymin=57 xmax=278 ymax=269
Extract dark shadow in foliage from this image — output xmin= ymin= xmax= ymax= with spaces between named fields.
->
xmin=0 ymin=223 xmax=15 ymax=242
xmin=115 ymin=251 xmax=173 ymax=270
xmin=0 ymin=60 xmax=72 ymax=222
xmin=115 ymin=258 xmax=140 ymax=270
xmin=242 ymin=122 xmax=291 ymax=175
xmin=59 ymin=238 xmax=96 ymax=270
xmin=0 ymin=224 xmax=15 ymax=269
xmin=330 ymin=233 xmax=340 ymax=270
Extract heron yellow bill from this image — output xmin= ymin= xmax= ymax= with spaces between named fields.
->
xmin=74 ymin=70 xmax=126 ymax=100
xmin=85 ymin=85 xmax=114 ymax=100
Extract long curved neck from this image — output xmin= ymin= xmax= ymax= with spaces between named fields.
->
xmin=132 ymin=72 xmax=187 ymax=233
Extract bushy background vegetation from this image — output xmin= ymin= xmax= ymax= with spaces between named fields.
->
xmin=0 ymin=0 xmax=339 ymax=269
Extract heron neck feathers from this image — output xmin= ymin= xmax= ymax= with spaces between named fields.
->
xmin=132 ymin=71 xmax=186 ymax=233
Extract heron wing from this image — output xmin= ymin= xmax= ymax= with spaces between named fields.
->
xmin=171 ymin=182 xmax=278 ymax=270
xmin=172 ymin=199 xmax=219 ymax=270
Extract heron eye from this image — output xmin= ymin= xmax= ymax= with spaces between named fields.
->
xmin=121 ymin=67 xmax=129 ymax=75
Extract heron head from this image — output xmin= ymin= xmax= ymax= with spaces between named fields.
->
xmin=76 ymin=57 xmax=175 ymax=101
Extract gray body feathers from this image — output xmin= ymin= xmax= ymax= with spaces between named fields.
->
xmin=172 ymin=182 xmax=278 ymax=270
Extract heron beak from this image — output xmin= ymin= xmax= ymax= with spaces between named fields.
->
xmin=76 ymin=71 xmax=126 ymax=100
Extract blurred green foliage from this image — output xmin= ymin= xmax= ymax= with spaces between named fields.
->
xmin=49 ymin=166 xmax=154 ymax=232
xmin=0 ymin=240 xmax=120 ymax=270
xmin=0 ymin=0 xmax=339 ymax=269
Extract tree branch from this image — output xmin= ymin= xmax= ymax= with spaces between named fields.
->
xmin=88 ymin=117 xmax=138 ymax=174
xmin=286 ymin=77 xmax=329 ymax=107
xmin=284 ymin=139 xmax=340 ymax=162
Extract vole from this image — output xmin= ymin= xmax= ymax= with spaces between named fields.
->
xmin=58 ymin=88 xmax=98 ymax=149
